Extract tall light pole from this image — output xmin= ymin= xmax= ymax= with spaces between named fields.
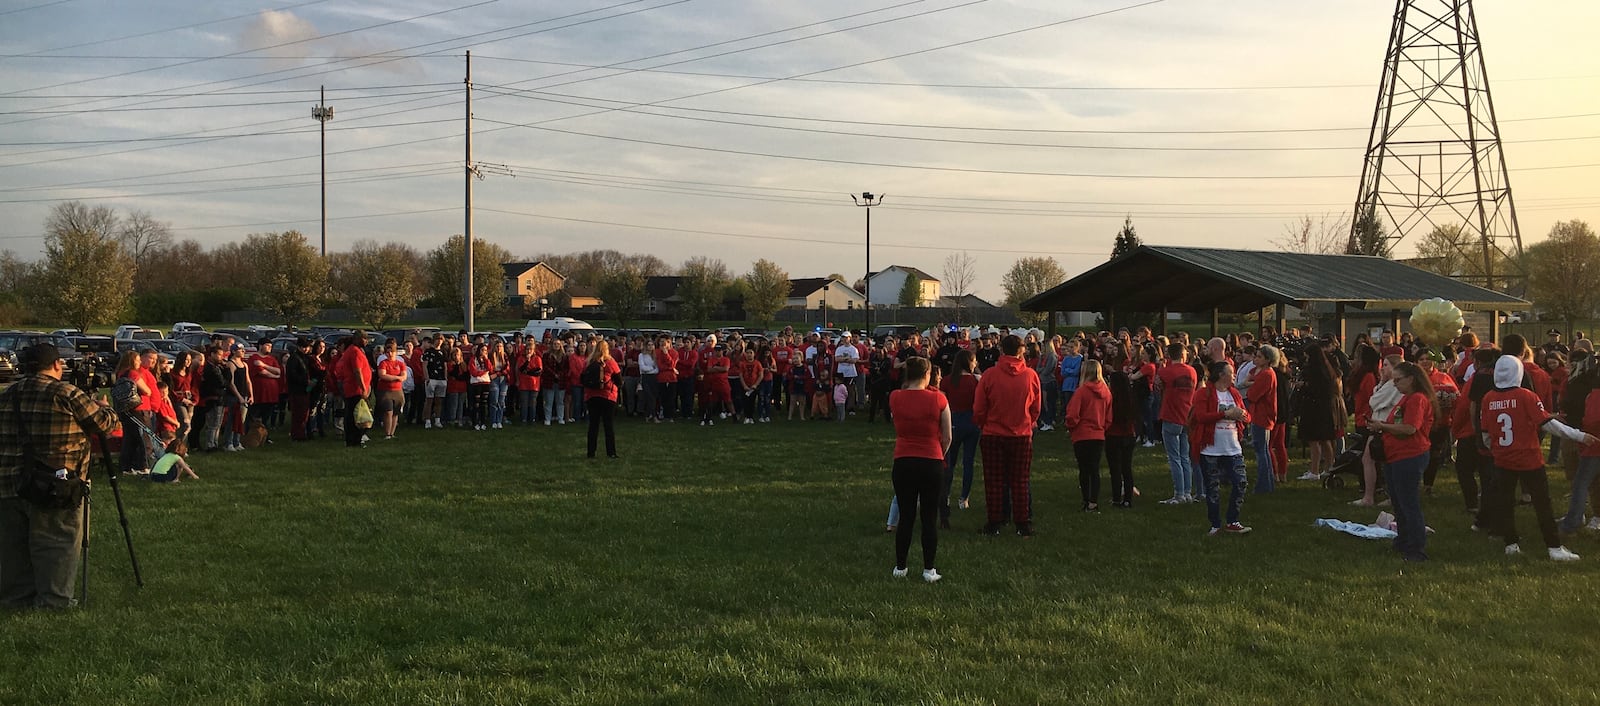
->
xmin=823 ymin=282 xmax=831 ymax=332
xmin=851 ymin=192 xmax=883 ymax=336
xmin=311 ymin=86 xmax=334 ymax=257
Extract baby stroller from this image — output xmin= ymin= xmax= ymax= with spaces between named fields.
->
xmin=123 ymin=414 xmax=170 ymax=477
xmin=1323 ymin=430 xmax=1385 ymax=495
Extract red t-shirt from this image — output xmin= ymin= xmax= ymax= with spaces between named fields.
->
xmin=1525 ymin=365 xmax=1553 ymax=410
xmin=1157 ymin=363 xmax=1197 ymax=425
xmin=583 ymin=357 xmax=623 ymax=402
xmin=1383 ymin=392 xmax=1434 ymax=463
xmin=773 ymin=346 xmax=793 ymax=375
xmin=738 ymin=360 xmax=763 ymax=388
xmin=249 ymin=353 xmax=281 ymax=402
xmin=376 ymin=358 xmax=407 ymax=392
xmin=939 ymin=373 xmax=979 ymax=413
xmin=129 ymin=368 xmax=159 ymax=412
xmin=890 ymin=388 xmax=948 ymax=460
xmin=1480 ymin=387 xmax=1551 ymax=472
xmin=565 ymin=354 xmax=586 ymax=387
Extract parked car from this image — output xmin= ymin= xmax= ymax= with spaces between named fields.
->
xmin=872 ymin=325 xmax=919 ymax=343
xmin=113 ymin=325 xmax=163 ymax=341
xmin=50 ymin=328 xmax=85 ymax=338
xmin=380 ymin=327 xmax=442 ymax=344
xmin=169 ymin=322 xmax=206 ymax=339
xmin=177 ymin=331 xmax=253 ymax=352
xmin=0 ymin=331 xmax=83 ymax=383
xmin=521 ymin=317 xmax=595 ymax=342
xmin=124 ymin=338 xmax=195 ymax=364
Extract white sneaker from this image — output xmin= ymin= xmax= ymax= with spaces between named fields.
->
xmin=424 ymin=420 xmax=433 ymax=429
xmin=744 ymin=419 xmax=754 ymax=425
xmin=1296 ymin=471 xmax=1320 ymax=481
xmin=1039 ymin=423 xmax=1053 ymax=432
xmin=719 ymin=412 xmax=727 ymax=420
xmin=1142 ymin=441 xmax=1156 ymax=448
xmin=559 ymin=419 xmax=567 ymax=425
xmin=922 ymin=568 xmax=942 ymax=583
xmin=224 ymin=445 xmax=239 ymax=453
xmin=892 ymin=567 xmax=908 ymax=578
xmin=432 ymin=419 xmax=441 ymax=428
xmin=1159 ymin=497 xmax=1183 ymax=505
xmin=700 ymin=420 xmax=709 ymax=427
xmin=360 ymin=434 xmax=370 ymax=444
xmin=1550 ymin=546 xmax=1581 ymax=561
xmin=1505 ymin=543 xmax=1522 ymax=556
xmin=1587 ymin=517 xmax=1600 ymax=531
xmin=545 ymin=419 xmax=552 ymax=426
xmin=494 ymin=423 xmax=502 ymax=429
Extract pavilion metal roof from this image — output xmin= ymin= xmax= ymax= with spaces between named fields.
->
xmin=1020 ymin=245 xmax=1528 ymax=314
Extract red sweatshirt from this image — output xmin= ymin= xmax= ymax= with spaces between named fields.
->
xmin=1192 ymin=385 xmax=1251 ymax=448
xmin=1064 ymin=379 xmax=1111 ymax=442
xmin=972 ymin=355 xmax=1041 ymax=437
xmin=1245 ymin=366 xmax=1277 ymax=430
xmin=337 ymin=345 xmax=371 ymax=398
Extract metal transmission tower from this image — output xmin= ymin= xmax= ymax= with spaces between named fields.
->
xmin=1350 ymin=0 xmax=1523 ymax=290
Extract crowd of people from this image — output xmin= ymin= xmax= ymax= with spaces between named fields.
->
xmin=4 ymin=318 xmax=1597 ymax=609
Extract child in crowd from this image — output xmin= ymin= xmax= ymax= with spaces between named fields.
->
xmin=833 ymin=376 xmax=850 ymax=422
xmin=788 ymin=363 xmax=812 ymax=421
xmin=812 ymin=371 xmax=834 ymax=420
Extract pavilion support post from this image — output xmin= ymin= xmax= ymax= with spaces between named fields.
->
xmin=1489 ymin=311 xmax=1501 ymax=345
xmin=1108 ymin=308 xmax=1116 ymax=333
xmin=1210 ymin=308 xmax=1220 ymax=339
xmin=1046 ymin=311 xmax=1057 ymax=341
xmin=1391 ymin=309 xmax=1403 ymax=337
xmin=1275 ymin=303 xmax=1288 ymax=337
xmin=1334 ymin=302 xmax=1347 ymax=344
xmin=1160 ymin=307 xmax=1169 ymax=336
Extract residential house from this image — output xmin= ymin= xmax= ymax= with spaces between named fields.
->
xmin=786 ymin=277 xmax=868 ymax=311
xmin=563 ymin=283 xmax=604 ymax=312
xmin=502 ymin=262 xmax=567 ymax=309
xmin=642 ymin=276 xmax=684 ymax=318
xmin=867 ymin=265 xmax=941 ymax=307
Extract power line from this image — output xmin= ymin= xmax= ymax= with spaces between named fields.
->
xmin=476 ymin=85 xmax=1600 ymax=152
xmin=0 ymin=0 xmax=333 ymax=58
xmin=0 ymin=206 xmax=458 ymax=241
xmin=4 ymin=161 xmax=450 ymax=194
xmin=0 ymin=0 xmax=75 ymax=18
xmin=0 ymin=88 xmax=459 ymax=116
xmin=0 ymin=82 xmax=460 ymax=99
xmin=0 ymin=118 xmax=457 ymax=146
xmin=1 ymin=0 xmax=500 ymax=97
xmin=0 ymin=165 xmax=456 ymax=204
xmin=474 ymin=54 xmax=1600 ymax=93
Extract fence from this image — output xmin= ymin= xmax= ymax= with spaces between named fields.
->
xmin=772 ymin=306 xmax=1023 ymax=328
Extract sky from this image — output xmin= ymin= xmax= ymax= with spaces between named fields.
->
xmin=2 ymin=0 xmax=1598 ymax=301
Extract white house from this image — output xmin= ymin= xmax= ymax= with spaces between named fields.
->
xmin=787 ymin=277 xmax=868 ymax=310
xmin=866 ymin=266 xmax=941 ymax=308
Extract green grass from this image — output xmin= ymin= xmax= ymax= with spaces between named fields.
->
xmin=5 ymin=418 xmax=1599 ymax=705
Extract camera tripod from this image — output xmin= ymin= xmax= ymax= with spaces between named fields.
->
xmin=83 ymin=433 xmax=145 ymax=604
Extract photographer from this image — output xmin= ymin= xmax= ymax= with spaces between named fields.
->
xmin=0 ymin=344 xmax=120 ymax=610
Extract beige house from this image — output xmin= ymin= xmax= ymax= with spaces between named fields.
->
xmin=786 ymin=277 xmax=868 ymax=310
xmin=502 ymin=262 xmax=566 ymax=307
xmin=867 ymin=266 xmax=941 ymax=307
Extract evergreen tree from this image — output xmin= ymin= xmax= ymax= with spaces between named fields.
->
xmin=1111 ymin=216 xmax=1143 ymax=259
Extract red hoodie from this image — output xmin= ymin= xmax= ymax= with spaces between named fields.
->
xmin=972 ymin=354 xmax=1041 ymax=437
xmin=1064 ymin=379 xmax=1110 ymax=442
xmin=1192 ymin=385 xmax=1251 ymax=449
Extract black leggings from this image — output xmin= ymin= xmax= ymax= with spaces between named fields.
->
xmin=586 ymin=398 xmax=617 ymax=457
xmin=892 ymin=457 xmax=942 ymax=571
xmin=1075 ymin=439 xmax=1105 ymax=507
xmin=1106 ymin=435 xmax=1136 ymax=504
xmin=1494 ymin=466 xmax=1560 ymax=549
xmin=468 ymin=383 xmax=490 ymax=426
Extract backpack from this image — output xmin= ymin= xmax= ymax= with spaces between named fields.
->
xmin=580 ymin=360 xmax=604 ymax=389
xmin=109 ymin=376 xmax=142 ymax=413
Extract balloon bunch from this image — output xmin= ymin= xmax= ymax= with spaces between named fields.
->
xmin=1409 ymin=297 xmax=1465 ymax=347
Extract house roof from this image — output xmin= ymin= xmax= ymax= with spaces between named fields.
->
xmin=939 ymin=293 xmax=995 ymax=308
xmin=1020 ymin=245 xmax=1528 ymax=314
xmin=870 ymin=265 xmax=939 ymax=283
xmin=564 ymin=283 xmax=599 ymax=299
xmin=501 ymin=261 xmax=565 ymax=280
xmin=644 ymin=276 xmax=683 ymax=300
xmin=787 ymin=277 xmax=840 ymax=298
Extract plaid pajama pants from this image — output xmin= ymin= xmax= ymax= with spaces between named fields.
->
xmin=980 ymin=434 xmax=1035 ymax=524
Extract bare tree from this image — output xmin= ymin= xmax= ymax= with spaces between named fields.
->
xmin=1274 ymin=212 xmax=1349 ymax=255
xmin=45 ymin=201 xmax=119 ymax=241
xmin=118 ymin=209 xmax=173 ymax=274
xmin=942 ymin=251 xmax=978 ymax=323
xmin=1412 ymin=223 xmax=1465 ymax=276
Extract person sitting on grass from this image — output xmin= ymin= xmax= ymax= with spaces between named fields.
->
xmin=149 ymin=379 xmax=199 ymax=483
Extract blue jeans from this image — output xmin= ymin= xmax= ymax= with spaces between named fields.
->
xmin=1250 ymin=425 xmax=1275 ymax=493
xmin=756 ymin=380 xmax=773 ymax=418
xmin=444 ymin=392 xmax=464 ymax=424
xmin=519 ymin=390 xmax=538 ymax=423
xmin=1162 ymin=421 xmax=1193 ymax=498
xmin=1041 ymin=387 xmax=1059 ymax=427
xmin=1201 ymin=454 xmax=1247 ymax=528
xmin=1384 ymin=452 xmax=1428 ymax=558
xmin=489 ymin=378 xmax=508 ymax=425
xmin=1561 ymin=457 xmax=1600 ymax=533
xmin=542 ymin=387 xmax=566 ymax=422
xmin=946 ymin=411 xmax=981 ymax=500
xmin=569 ymin=385 xmax=586 ymax=420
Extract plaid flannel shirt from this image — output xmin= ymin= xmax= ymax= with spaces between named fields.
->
xmin=0 ymin=374 xmax=120 ymax=499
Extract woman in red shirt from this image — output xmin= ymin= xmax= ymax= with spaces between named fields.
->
xmin=515 ymin=344 xmax=543 ymax=425
xmin=1065 ymin=360 xmax=1111 ymax=511
xmin=1104 ymin=361 xmax=1139 ymax=508
xmin=654 ymin=338 xmax=679 ymax=422
xmin=567 ymin=340 xmax=589 ymax=423
xmin=540 ymin=341 xmax=567 ymax=425
xmin=889 ymin=356 xmax=952 ymax=583
xmin=1558 ymin=385 xmax=1600 ymax=534
xmin=583 ymin=340 xmax=623 ymax=459
xmin=445 ymin=346 xmax=469 ymax=428
xmin=466 ymin=344 xmax=492 ymax=431
xmin=374 ymin=339 xmax=408 ymax=440
xmin=939 ymin=350 xmax=981 ymax=515
xmin=1366 ymin=361 xmax=1436 ymax=562
xmin=1245 ymin=347 xmax=1279 ymax=493
xmin=736 ymin=349 xmax=764 ymax=424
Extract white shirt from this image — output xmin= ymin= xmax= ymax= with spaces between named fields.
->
xmin=1234 ymin=360 xmax=1256 ymax=389
xmin=834 ymin=343 xmax=859 ymax=377
xmin=639 ymin=352 xmax=659 ymax=375
xmin=1203 ymin=389 xmax=1243 ymax=457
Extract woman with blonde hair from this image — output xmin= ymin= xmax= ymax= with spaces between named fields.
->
xmin=583 ymin=339 xmax=623 ymax=459
xmin=1064 ymin=359 xmax=1112 ymax=511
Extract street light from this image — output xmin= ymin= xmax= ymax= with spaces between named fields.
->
xmin=823 ymin=282 xmax=831 ymax=331
xmin=311 ymin=86 xmax=335 ymax=257
xmin=851 ymin=191 xmax=883 ymax=337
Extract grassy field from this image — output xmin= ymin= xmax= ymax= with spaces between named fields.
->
xmin=5 ymin=416 xmax=1599 ymax=705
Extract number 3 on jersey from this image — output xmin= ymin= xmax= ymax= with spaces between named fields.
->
xmin=1496 ymin=413 xmax=1514 ymax=447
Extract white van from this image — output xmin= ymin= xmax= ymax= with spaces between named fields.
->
xmin=521 ymin=317 xmax=595 ymax=342
xmin=170 ymin=322 xmax=205 ymax=338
